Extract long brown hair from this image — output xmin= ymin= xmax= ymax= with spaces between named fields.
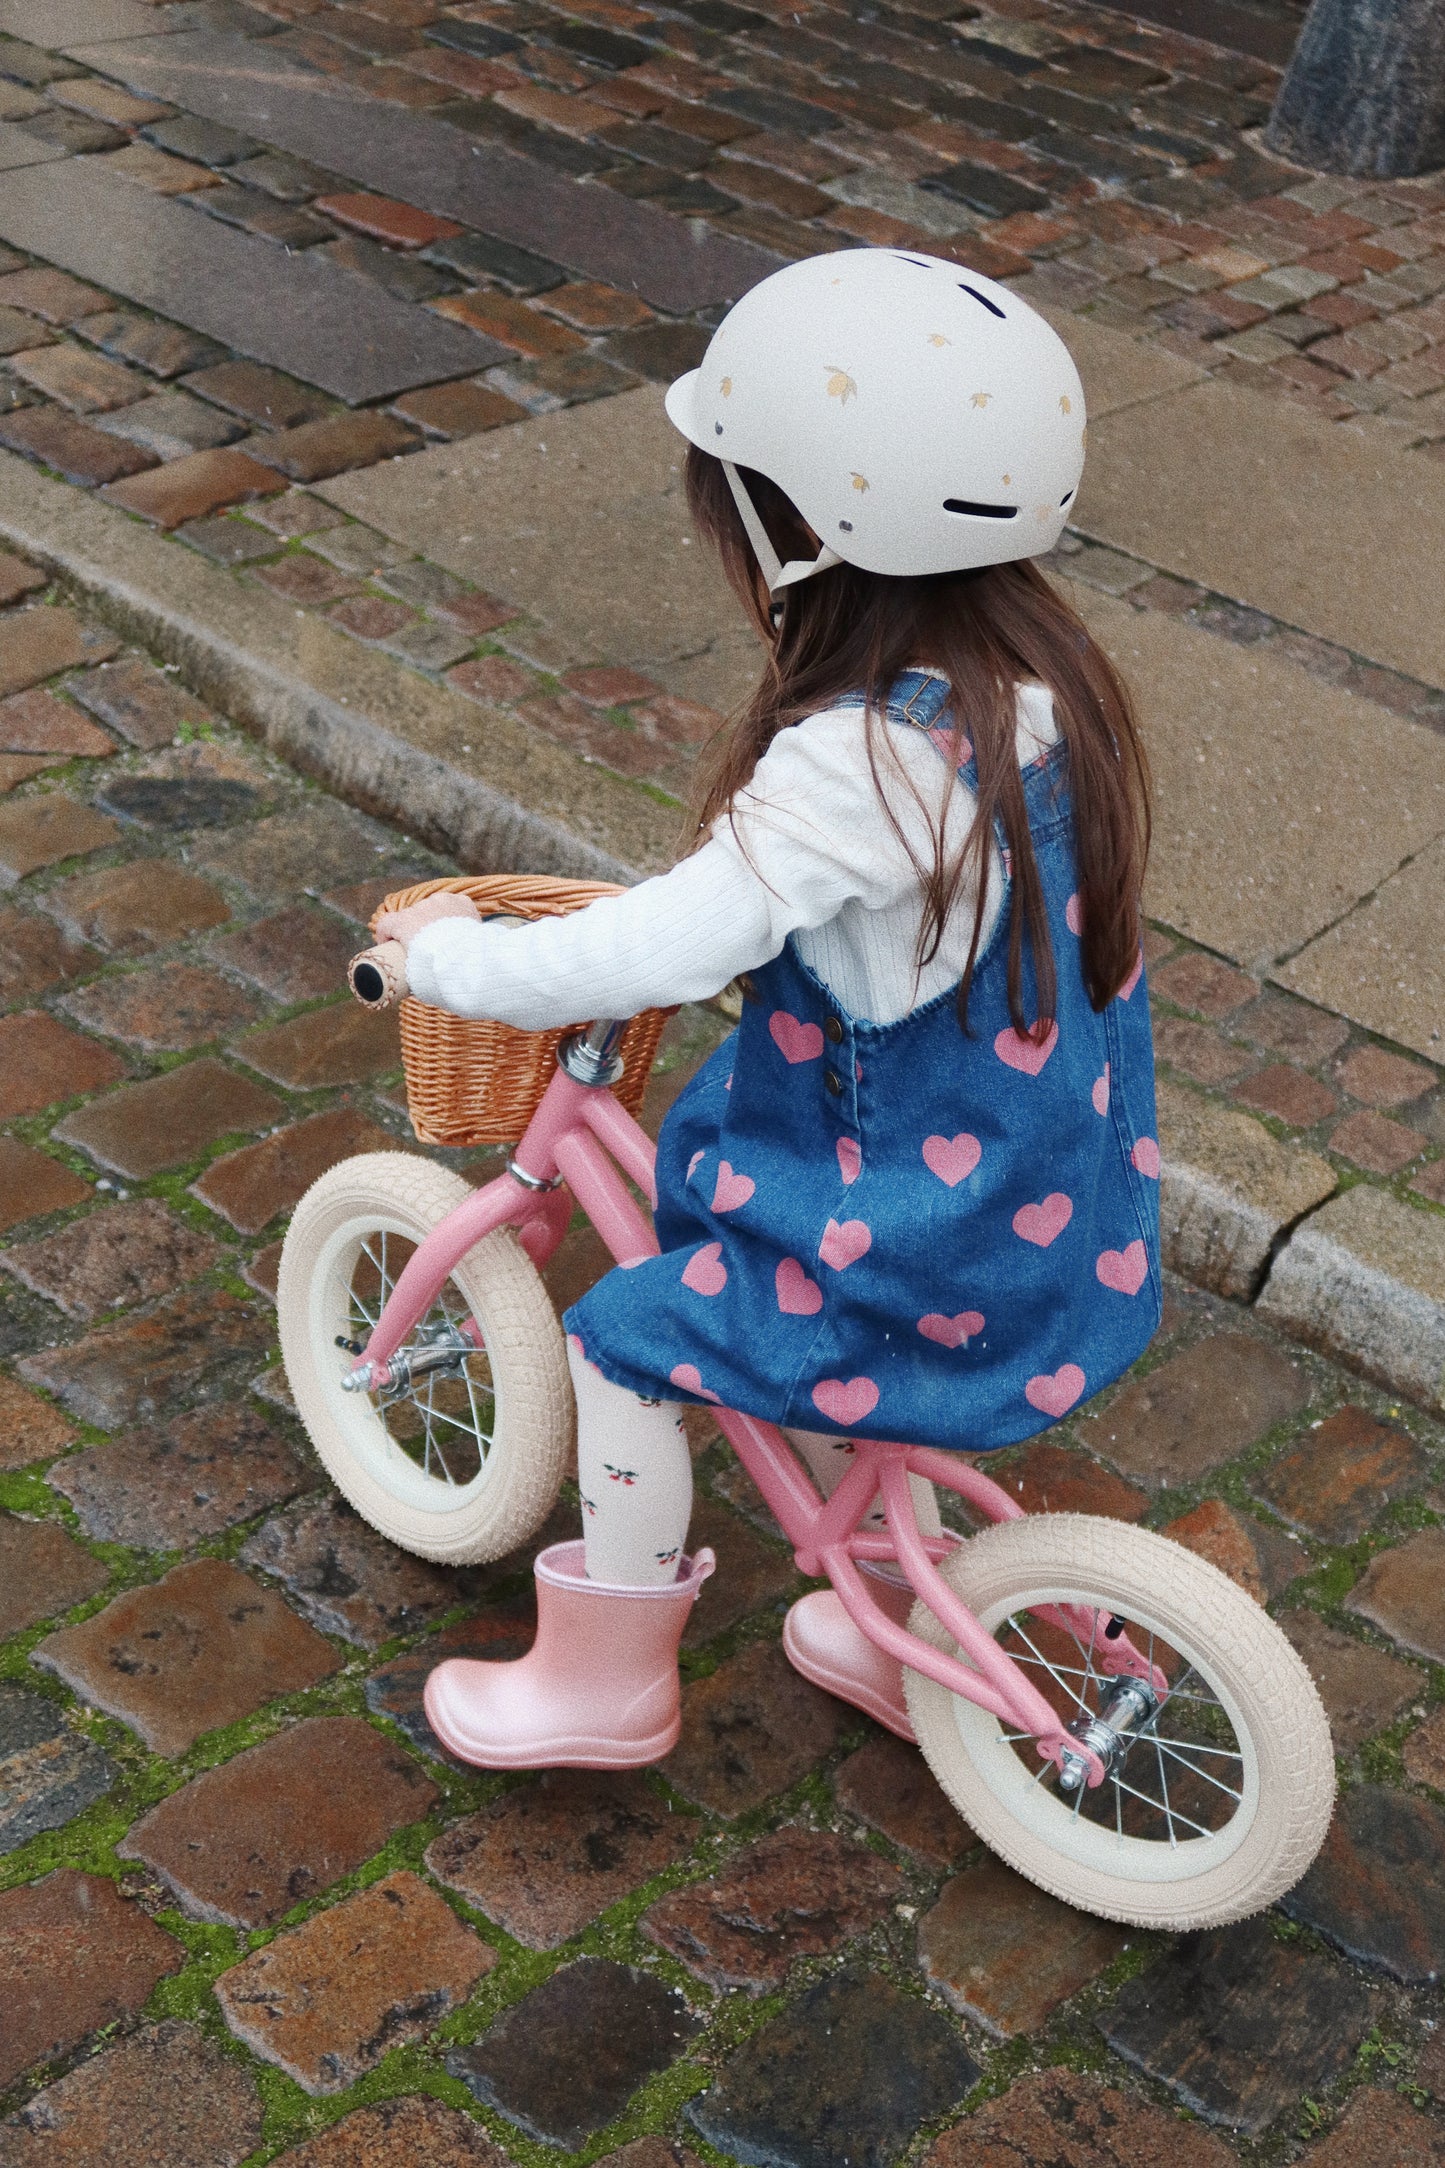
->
xmin=685 ymin=447 xmax=1150 ymax=1039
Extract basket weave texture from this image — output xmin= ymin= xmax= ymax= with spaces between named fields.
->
xmin=373 ymin=875 xmax=671 ymax=1147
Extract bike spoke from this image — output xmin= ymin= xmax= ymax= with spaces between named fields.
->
xmin=1001 ymin=1617 xmax=1092 ymax=1712
xmin=1108 ymin=1767 xmax=1217 ymax=1842
xmin=1152 ymin=1741 xmax=1244 ymax=1804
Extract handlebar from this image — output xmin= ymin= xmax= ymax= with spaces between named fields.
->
xmin=348 ymin=940 xmax=408 ymax=1009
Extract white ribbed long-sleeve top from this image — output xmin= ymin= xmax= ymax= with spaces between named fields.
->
xmin=406 ymin=683 xmax=1060 ymax=1031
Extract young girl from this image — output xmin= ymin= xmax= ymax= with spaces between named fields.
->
xmin=379 ymin=249 xmax=1161 ymax=1770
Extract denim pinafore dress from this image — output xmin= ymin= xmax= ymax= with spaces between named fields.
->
xmin=566 ymin=670 xmax=1162 ymax=1450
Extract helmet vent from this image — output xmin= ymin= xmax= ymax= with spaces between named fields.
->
xmin=1059 ymin=489 xmax=1075 ymax=506
xmin=894 ymin=255 xmax=931 ymax=268
xmin=943 ymin=498 xmax=1017 ymax=520
xmin=958 ymin=283 xmax=1006 ymax=320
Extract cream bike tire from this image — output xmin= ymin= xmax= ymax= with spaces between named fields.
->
xmin=278 ymin=1153 xmax=570 ymax=1565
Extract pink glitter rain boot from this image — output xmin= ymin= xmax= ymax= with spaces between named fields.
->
xmin=423 ymin=1540 xmax=715 ymax=1770
xmin=782 ymin=1565 xmax=917 ymax=1742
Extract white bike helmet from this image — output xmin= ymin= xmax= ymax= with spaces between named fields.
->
xmin=665 ymin=248 xmax=1086 ymax=591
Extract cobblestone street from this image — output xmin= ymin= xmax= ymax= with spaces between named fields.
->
xmin=1 ymin=0 xmax=1445 ymax=2160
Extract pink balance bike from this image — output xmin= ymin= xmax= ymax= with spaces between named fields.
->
xmin=277 ymin=933 xmax=1334 ymax=1932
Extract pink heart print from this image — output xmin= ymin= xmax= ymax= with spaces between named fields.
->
xmin=928 ymin=726 xmax=972 ymax=764
xmin=769 ymin=1010 xmax=824 ymax=1064
xmin=670 ymin=1362 xmax=721 ymax=1404
xmin=922 ymin=1132 xmax=981 ymax=1187
xmin=1025 ymin=1364 xmax=1086 ymax=1418
xmin=836 ymin=1136 xmax=861 ymax=1186
xmin=917 ymin=1310 xmax=986 ymax=1348
xmin=711 ymin=1161 xmax=755 ymax=1213
xmin=1012 ymin=1193 xmax=1073 ymax=1247
xmin=812 ymin=1375 xmax=880 ymax=1426
xmin=1065 ymin=891 xmax=1083 ymax=936
xmin=686 ymin=1149 xmax=705 ymax=1181
xmin=776 ymin=1257 xmax=824 ymax=1316
xmin=1118 ymin=948 xmax=1143 ymax=1001
xmin=1131 ymin=1136 xmax=1161 ymax=1179
xmin=1096 ymin=1240 xmax=1148 ymax=1296
xmin=819 ymin=1217 xmax=872 ymax=1270
xmin=1092 ymin=1063 xmax=1110 ymax=1117
xmin=994 ymin=1022 xmax=1059 ymax=1076
xmin=680 ymin=1242 xmax=727 ymax=1296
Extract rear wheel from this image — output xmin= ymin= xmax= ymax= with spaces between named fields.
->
xmin=904 ymin=1513 xmax=1335 ymax=1929
xmin=278 ymin=1153 xmax=570 ymax=1564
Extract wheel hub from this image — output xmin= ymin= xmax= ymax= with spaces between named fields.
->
xmin=1057 ymin=1676 xmax=1160 ymax=1789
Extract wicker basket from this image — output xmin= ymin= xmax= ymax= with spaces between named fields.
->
xmin=372 ymin=874 xmax=672 ymax=1148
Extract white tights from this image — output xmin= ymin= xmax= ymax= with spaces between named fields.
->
xmin=568 ymin=1338 xmax=940 ymax=1586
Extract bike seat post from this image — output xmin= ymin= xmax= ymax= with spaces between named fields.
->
xmin=559 ymin=1017 xmax=626 ymax=1088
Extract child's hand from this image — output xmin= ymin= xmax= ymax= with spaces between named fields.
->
xmin=374 ymin=892 xmax=482 ymax=948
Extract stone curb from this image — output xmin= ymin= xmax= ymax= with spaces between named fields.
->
xmin=1157 ymin=1080 xmax=1338 ymax=1303
xmin=1259 ymin=1185 xmax=1445 ymax=1416
xmin=0 ymin=450 xmax=676 ymax=886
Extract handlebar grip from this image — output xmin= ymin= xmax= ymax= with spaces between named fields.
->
xmin=348 ymin=940 xmax=408 ymax=1009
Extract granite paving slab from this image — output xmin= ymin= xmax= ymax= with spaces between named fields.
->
xmin=1283 ymin=1784 xmax=1445 ymax=1986
xmin=0 ymin=160 xmax=499 ymax=403
xmin=1077 ymin=379 xmax=1445 ymax=693
xmin=82 ymin=32 xmax=779 ymax=312
xmin=5 ymin=0 xmax=181 ymax=42
xmin=0 ymin=120 xmax=66 ymax=170
xmin=1278 ymin=835 xmax=1445 ymax=1063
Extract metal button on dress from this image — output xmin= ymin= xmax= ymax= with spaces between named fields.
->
xmin=823 ymin=1069 xmax=843 ymax=1096
xmin=825 ymin=1015 xmax=844 ymax=1043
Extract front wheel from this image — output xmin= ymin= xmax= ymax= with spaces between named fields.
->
xmin=277 ymin=1153 xmax=570 ymax=1564
xmin=904 ymin=1513 xmax=1335 ymax=1930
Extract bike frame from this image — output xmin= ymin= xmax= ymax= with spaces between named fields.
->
xmin=348 ymin=1035 xmax=1163 ymax=1782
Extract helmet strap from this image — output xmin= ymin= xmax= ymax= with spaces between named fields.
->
xmin=722 ymin=461 xmax=841 ymax=596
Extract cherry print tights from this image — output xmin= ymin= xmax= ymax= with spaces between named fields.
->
xmin=569 ymin=1341 xmax=940 ymax=1586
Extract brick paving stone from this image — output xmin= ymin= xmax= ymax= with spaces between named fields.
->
xmin=103 ymin=446 xmax=287 ymax=529
xmin=0 ymin=905 xmax=94 ymax=1005
xmin=447 ymin=655 xmax=538 ymax=707
xmin=376 ymin=619 xmax=474 ymax=673
xmin=1153 ymin=1014 xmax=1254 ymax=1087
xmin=0 ymin=615 xmax=116 ymax=710
xmin=0 ymin=1515 xmax=107 ymax=1638
xmin=448 ymin=1955 xmax=699 ymax=2150
xmin=918 ymin=1853 xmax=1126 ymax=2038
xmin=1236 ymin=991 xmax=1352 ymax=1066
xmin=266 ymin=2094 xmax=514 ymax=2168
xmin=174 ymin=513 xmax=280 ymax=567
xmin=68 ymin=655 xmax=218 ymax=751
xmin=251 ymin=410 xmax=420 ymax=482
xmin=121 ymin=1714 xmax=437 ymax=1928
xmin=0 ymin=552 xmax=44 ymax=605
xmin=929 ymin=2069 xmax=1237 ymax=2167
xmin=183 ymin=360 xmax=333 ymax=429
xmin=1330 ymin=1107 xmax=1426 ymax=1173
xmin=0 ymin=1870 xmax=184 ymax=2089
xmin=54 ymin=1057 xmax=282 ymax=1180
xmin=391 ymin=379 xmax=525 ymax=437
xmin=314 ymin=190 xmax=462 ymax=249
xmin=594 ymin=2145 xmax=706 ymax=2168
xmin=683 ymin=1490 xmax=794 ymax=1647
xmin=0 ymin=1682 xmax=114 ymax=1859
xmin=17 ymin=1286 xmax=272 ymax=1430
xmin=690 ymin=1963 xmax=979 ymax=2165
xmin=1099 ymin=1916 xmax=1373 ymax=2133
xmin=44 ymin=859 xmax=232 ymax=955
xmin=328 ymin=595 xmax=417 ymax=644
xmin=643 ymin=1824 xmax=901 ymax=1992
xmin=0 ymin=405 xmax=159 ymax=487
xmin=241 ymin=1494 xmax=482 ymax=1648
xmin=1336 ymin=1046 xmax=1436 ymax=1106
xmin=63 ymin=962 xmax=265 ymax=1052
xmin=433 ymin=290 xmax=588 ymax=359
xmin=1280 ymin=1608 xmax=1420 ymax=1756
xmin=1349 ymin=1527 xmax=1445 ymax=1662
xmin=564 ymin=665 xmax=664 ymax=707
xmin=303 ymin=523 xmax=412 ymax=577
xmin=2 ymin=1198 xmax=222 ymax=1321
xmin=75 ymin=308 xmax=227 ymax=382
xmin=33 ymin=1556 xmax=341 ymax=1756
xmin=1297 ymin=2087 xmax=1445 ymax=2168
xmin=0 ymin=792 xmax=120 ymax=880
xmin=1403 ymin=1704 xmax=1445 ymax=1786
xmin=0 ymin=689 xmax=113 ymax=759
xmin=6 ymin=343 xmax=149 ymax=414
xmin=0 ymin=270 xmax=109 ymax=326
xmin=1161 ymin=1497 xmax=1309 ymax=1603
xmin=0 ymin=2019 xmax=265 ymax=2168
xmin=1286 ymin=1783 xmax=1445 ymax=1984
xmin=1232 ymin=1062 xmax=1341 ymax=1127
xmin=254 ymin=554 xmax=362 ymax=607
xmin=426 ymin=1767 xmax=697 ymax=1948
xmin=49 ymin=1405 xmax=310 ymax=1548
xmin=96 ymin=388 xmax=249 ymax=464
xmin=0 ymin=1012 xmax=124 ymax=1118
xmin=217 ymin=1868 xmax=492 ymax=2093
xmin=363 ymin=1596 xmax=536 ymax=1760
xmin=0 ymin=1372 xmax=74 ymax=1474
xmin=191 ymin=804 xmax=391 ymax=897
xmin=1254 ymin=1404 xmax=1430 ymax=1543
xmin=208 ymin=902 xmax=359 ymax=1001
xmin=1082 ymin=1332 xmax=1310 ymax=1489
xmin=193 ymin=1106 xmax=397 ymax=1233
xmin=987 ymin=1439 xmax=1150 ymax=1521
xmin=834 ymin=1730 xmax=973 ymax=1870
xmin=0 ymin=1141 xmax=90 ymax=1235
xmin=96 ymin=774 xmax=264 ymax=830
xmin=663 ymin=1637 xmax=847 ymax=1817
xmin=1411 ymin=1160 xmax=1445 ymax=1205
